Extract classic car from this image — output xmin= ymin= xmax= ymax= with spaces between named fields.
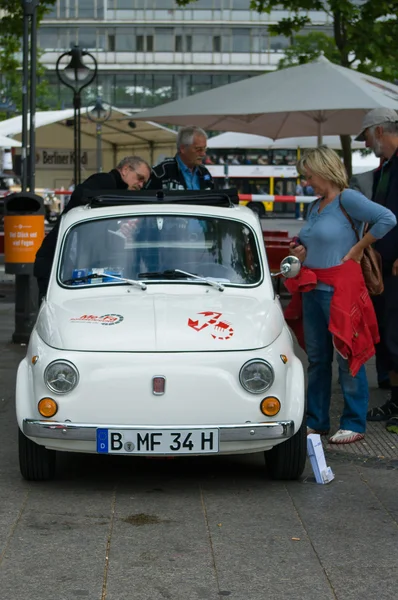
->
xmin=16 ymin=189 xmax=305 ymax=481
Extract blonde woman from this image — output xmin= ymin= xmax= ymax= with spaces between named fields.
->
xmin=290 ymin=146 xmax=396 ymax=444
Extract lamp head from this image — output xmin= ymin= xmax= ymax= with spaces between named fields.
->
xmin=63 ymin=46 xmax=91 ymax=84
xmin=88 ymin=97 xmax=112 ymax=122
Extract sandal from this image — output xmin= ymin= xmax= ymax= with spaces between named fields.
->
xmin=367 ymin=399 xmax=398 ymax=422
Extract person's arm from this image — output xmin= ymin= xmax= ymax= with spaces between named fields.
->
xmin=341 ymin=188 xmax=396 ymax=237
xmin=340 ymin=188 xmax=396 ymax=263
xmin=145 ymin=169 xmax=159 ymax=190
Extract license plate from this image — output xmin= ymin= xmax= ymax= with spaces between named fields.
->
xmin=96 ymin=428 xmax=219 ymax=455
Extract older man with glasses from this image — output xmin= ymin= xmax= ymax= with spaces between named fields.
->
xmin=355 ymin=108 xmax=398 ymax=432
xmin=34 ymin=155 xmax=151 ymax=301
xmin=146 ymin=126 xmax=214 ymax=191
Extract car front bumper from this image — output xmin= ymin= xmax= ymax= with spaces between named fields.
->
xmin=22 ymin=419 xmax=295 ymax=455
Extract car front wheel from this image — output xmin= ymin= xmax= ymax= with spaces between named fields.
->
xmin=18 ymin=428 xmax=56 ymax=481
xmin=264 ymin=419 xmax=307 ymax=480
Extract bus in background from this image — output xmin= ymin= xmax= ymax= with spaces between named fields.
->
xmin=205 ymin=148 xmax=299 ymax=219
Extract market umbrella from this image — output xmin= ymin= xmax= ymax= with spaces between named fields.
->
xmin=207 ymin=132 xmax=274 ymax=149
xmin=134 ymin=56 xmax=398 ymax=143
xmin=207 ymin=131 xmax=364 ymax=150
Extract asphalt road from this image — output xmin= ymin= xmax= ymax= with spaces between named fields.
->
xmin=0 ymin=218 xmax=397 ymax=600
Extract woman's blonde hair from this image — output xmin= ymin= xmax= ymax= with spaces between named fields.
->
xmin=297 ymin=146 xmax=348 ymax=190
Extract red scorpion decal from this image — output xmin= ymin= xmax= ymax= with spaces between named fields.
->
xmin=188 ymin=311 xmax=234 ymax=340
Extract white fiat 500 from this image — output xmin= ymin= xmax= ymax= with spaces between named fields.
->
xmin=16 ymin=190 xmax=305 ymax=481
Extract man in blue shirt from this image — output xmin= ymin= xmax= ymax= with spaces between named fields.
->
xmin=146 ymin=126 xmax=214 ymax=191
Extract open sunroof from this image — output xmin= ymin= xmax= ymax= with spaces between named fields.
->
xmin=83 ymin=188 xmax=239 ymax=208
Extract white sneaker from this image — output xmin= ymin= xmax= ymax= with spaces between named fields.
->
xmin=328 ymin=429 xmax=364 ymax=444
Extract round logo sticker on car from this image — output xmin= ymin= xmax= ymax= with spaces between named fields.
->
xmin=99 ymin=314 xmax=124 ymax=326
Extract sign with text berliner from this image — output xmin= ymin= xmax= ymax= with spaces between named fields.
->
xmin=35 ymin=149 xmax=96 ymax=169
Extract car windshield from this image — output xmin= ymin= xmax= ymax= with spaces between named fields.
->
xmin=59 ymin=214 xmax=262 ymax=288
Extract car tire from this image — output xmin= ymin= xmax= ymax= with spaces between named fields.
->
xmin=248 ymin=202 xmax=266 ymax=219
xmin=18 ymin=428 xmax=56 ymax=481
xmin=264 ymin=418 xmax=307 ymax=480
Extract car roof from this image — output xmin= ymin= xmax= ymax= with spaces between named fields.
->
xmin=60 ymin=202 xmax=262 ymax=230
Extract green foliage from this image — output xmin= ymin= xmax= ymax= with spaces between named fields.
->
xmin=250 ymin=0 xmax=398 ymax=176
xmin=278 ymin=32 xmax=340 ymax=69
xmin=250 ymin=1 xmax=398 ymax=79
xmin=0 ymin=1 xmax=56 ymax=37
xmin=0 ymin=1 xmax=57 ymax=118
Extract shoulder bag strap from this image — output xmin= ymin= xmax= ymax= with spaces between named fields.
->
xmin=338 ymin=193 xmax=361 ymax=242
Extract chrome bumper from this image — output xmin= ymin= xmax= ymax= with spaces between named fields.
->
xmin=23 ymin=419 xmax=294 ymax=442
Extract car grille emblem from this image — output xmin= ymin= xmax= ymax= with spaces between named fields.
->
xmin=152 ymin=376 xmax=166 ymax=395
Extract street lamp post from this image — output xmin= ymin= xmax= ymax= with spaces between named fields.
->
xmin=21 ymin=0 xmax=40 ymax=192
xmin=55 ymin=45 xmax=97 ymax=185
xmin=86 ymin=97 xmax=112 ymax=173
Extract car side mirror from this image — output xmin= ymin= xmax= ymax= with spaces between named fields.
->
xmin=271 ymin=255 xmax=301 ymax=278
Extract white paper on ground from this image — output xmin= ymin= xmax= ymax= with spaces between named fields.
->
xmin=307 ymin=433 xmax=335 ymax=484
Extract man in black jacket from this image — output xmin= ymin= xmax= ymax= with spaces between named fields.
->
xmin=356 ymin=108 xmax=398 ymax=431
xmin=34 ymin=156 xmax=151 ymax=299
xmin=350 ymin=163 xmax=391 ymax=390
xmin=146 ymin=126 xmax=214 ymax=191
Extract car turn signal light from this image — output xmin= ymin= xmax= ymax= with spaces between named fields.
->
xmin=260 ymin=396 xmax=281 ymax=417
xmin=38 ymin=398 xmax=58 ymax=418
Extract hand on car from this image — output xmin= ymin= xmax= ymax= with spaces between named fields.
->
xmin=289 ymin=241 xmax=306 ymax=263
xmin=392 ymin=258 xmax=398 ymax=276
xmin=119 ymin=219 xmax=138 ymax=239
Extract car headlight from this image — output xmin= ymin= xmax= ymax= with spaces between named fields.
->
xmin=44 ymin=360 xmax=79 ymax=394
xmin=239 ymin=359 xmax=274 ymax=394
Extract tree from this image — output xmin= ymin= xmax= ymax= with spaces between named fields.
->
xmin=0 ymin=1 xmax=57 ymax=118
xmin=249 ymin=0 xmax=398 ymax=176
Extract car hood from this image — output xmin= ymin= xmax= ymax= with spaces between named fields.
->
xmin=36 ymin=291 xmax=284 ymax=352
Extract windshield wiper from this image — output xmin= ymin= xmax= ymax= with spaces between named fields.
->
xmin=139 ymin=269 xmax=224 ymax=292
xmin=63 ymin=272 xmax=147 ymax=290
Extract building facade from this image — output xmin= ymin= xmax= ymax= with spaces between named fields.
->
xmin=40 ymin=0 xmax=333 ymax=111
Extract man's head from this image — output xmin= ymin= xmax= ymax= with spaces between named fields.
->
xmin=176 ymin=126 xmax=208 ymax=169
xmin=117 ymin=156 xmax=151 ymax=189
xmin=356 ymin=108 xmax=398 ymax=159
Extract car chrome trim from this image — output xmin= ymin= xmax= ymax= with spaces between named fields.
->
xmin=23 ymin=419 xmax=294 ymax=442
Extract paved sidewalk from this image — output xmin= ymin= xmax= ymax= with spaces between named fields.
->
xmin=1 ymin=288 xmax=398 ymax=599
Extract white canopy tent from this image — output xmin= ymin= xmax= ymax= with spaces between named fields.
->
xmin=351 ymin=152 xmax=379 ymax=174
xmin=0 ymin=108 xmax=177 ymax=153
xmin=0 ymin=108 xmax=177 ymax=188
xmin=0 ymin=133 xmax=21 ymax=148
xmin=207 ymin=132 xmax=274 ymax=149
xmin=207 ymin=132 xmax=365 ymax=150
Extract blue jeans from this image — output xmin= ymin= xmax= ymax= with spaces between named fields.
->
xmin=302 ymin=289 xmax=369 ymax=433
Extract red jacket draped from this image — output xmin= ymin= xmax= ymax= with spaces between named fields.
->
xmin=283 ymin=261 xmax=379 ymax=376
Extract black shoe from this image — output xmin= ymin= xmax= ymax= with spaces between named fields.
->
xmin=367 ymin=399 xmax=398 ymax=421
xmin=386 ymin=415 xmax=398 ymax=433
xmin=378 ymin=379 xmax=391 ymax=390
